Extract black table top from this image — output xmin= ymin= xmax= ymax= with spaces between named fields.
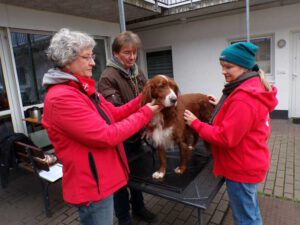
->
xmin=128 ymin=142 xmax=224 ymax=209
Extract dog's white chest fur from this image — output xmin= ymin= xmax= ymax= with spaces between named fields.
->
xmin=150 ymin=114 xmax=174 ymax=149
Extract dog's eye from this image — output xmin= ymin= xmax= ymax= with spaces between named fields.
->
xmin=158 ymin=83 xmax=166 ymax=88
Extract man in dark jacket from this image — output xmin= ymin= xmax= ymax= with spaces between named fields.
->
xmin=98 ymin=31 xmax=156 ymax=225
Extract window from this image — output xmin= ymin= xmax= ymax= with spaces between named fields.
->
xmin=92 ymin=39 xmax=107 ymax=87
xmin=11 ymin=32 xmax=107 ymax=106
xmin=11 ymin=32 xmax=53 ymax=106
xmin=231 ymin=37 xmax=274 ymax=82
xmin=146 ymin=49 xmax=173 ymax=79
xmin=0 ymin=58 xmax=9 ymax=111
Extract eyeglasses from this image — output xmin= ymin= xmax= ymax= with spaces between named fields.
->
xmin=78 ymin=54 xmax=96 ymax=62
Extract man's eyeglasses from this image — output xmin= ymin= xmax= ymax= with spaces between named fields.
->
xmin=78 ymin=54 xmax=96 ymax=62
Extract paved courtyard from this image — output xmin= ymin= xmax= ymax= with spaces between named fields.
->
xmin=0 ymin=119 xmax=299 ymax=225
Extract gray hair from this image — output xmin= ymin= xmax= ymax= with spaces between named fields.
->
xmin=47 ymin=28 xmax=96 ymax=67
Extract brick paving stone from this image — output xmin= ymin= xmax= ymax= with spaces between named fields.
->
xmin=136 ymin=220 xmax=149 ymax=225
xmin=62 ymin=212 xmax=79 ymax=225
xmin=210 ymin=210 xmax=225 ymax=224
xmin=184 ymin=215 xmax=198 ymax=225
xmin=64 ymin=206 xmax=78 ymax=216
xmin=275 ymin=178 xmax=284 ymax=187
xmin=294 ymin=190 xmax=300 ymax=200
xmin=284 ymin=192 xmax=294 ymax=200
xmin=216 ymin=200 xmax=229 ymax=212
xmin=267 ymin=172 xmax=276 ymax=181
xmin=274 ymin=187 xmax=284 ymax=197
xmin=277 ymin=164 xmax=285 ymax=170
xmin=265 ymin=181 xmax=274 ymax=189
xmin=161 ymin=201 xmax=175 ymax=214
xmin=286 ymin=168 xmax=294 ymax=175
xmin=198 ymin=213 xmax=210 ymax=225
xmin=295 ymin=181 xmax=300 ymax=189
xmin=152 ymin=204 xmax=164 ymax=214
xmin=151 ymin=213 xmax=166 ymax=225
xmin=295 ymin=174 xmax=300 ymax=181
xmin=68 ymin=220 xmax=80 ymax=225
xmin=257 ymin=183 xmax=264 ymax=192
xmin=177 ymin=207 xmax=193 ymax=220
xmin=164 ymin=210 xmax=179 ymax=224
xmin=172 ymin=219 xmax=185 ymax=225
xmin=264 ymin=188 xmax=273 ymax=195
xmin=47 ymin=213 xmax=69 ymax=225
xmin=212 ymin=192 xmax=222 ymax=204
xmin=204 ymin=202 xmax=217 ymax=215
xmin=276 ymin=170 xmax=285 ymax=178
xmin=284 ymin=183 xmax=294 ymax=193
xmin=285 ymin=175 xmax=294 ymax=184
xmin=222 ymin=192 xmax=229 ymax=201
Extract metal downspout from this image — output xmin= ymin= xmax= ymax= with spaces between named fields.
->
xmin=246 ymin=0 xmax=250 ymax=42
xmin=118 ymin=0 xmax=126 ymax=32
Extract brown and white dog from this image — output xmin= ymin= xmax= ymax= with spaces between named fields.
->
xmin=141 ymin=75 xmax=214 ymax=179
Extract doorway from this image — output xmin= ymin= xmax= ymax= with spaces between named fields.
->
xmin=291 ymin=32 xmax=300 ymax=119
xmin=0 ymin=29 xmax=14 ymax=139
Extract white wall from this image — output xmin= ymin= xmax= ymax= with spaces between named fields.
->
xmin=138 ymin=3 xmax=300 ymax=111
xmin=0 ymin=4 xmax=119 ymax=37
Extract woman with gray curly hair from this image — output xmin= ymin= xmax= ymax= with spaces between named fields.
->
xmin=42 ymin=28 xmax=160 ymax=225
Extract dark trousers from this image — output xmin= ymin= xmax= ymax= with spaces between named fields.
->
xmin=114 ymin=140 xmax=145 ymax=223
xmin=114 ymin=186 xmax=144 ymax=222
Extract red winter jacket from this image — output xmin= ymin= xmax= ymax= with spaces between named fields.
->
xmin=191 ymin=77 xmax=278 ymax=183
xmin=42 ymin=84 xmax=153 ymax=205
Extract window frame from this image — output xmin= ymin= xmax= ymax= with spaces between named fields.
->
xmin=145 ymin=47 xmax=174 ymax=79
xmin=3 ymin=28 xmax=109 ymax=134
xmin=229 ymin=35 xmax=275 ymax=83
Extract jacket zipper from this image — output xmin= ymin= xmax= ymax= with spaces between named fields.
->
xmin=88 ymin=151 xmax=100 ymax=194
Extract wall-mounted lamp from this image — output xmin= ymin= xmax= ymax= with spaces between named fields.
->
xmin=277 ymin=39 xmax=286 ymax=48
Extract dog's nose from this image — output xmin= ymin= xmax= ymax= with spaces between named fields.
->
xmin=169 ymin=96 xmax=177 ymax=104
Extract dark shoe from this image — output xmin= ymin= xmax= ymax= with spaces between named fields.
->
xmin=132 ymin=208 xmax=157 ymax=223
xmin=118 ymin=219 xmax=132 ymax=225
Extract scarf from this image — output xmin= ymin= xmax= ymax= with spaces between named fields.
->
xmin=107 ymin=57 xmax=139 ymax=78
xmin=209 ymin=71 xmax=259 ymax=124
xmin=67 ymin=74 xmax=96 ymax=97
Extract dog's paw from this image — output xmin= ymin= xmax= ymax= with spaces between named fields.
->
xmin=152 ymin=171 xmax=165 ymax=179
xmin=174 ymin=167 xmax=184 ymax=174
xmin=188 ymin=145 xmax=194 ymax=150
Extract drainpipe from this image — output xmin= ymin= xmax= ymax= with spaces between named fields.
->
xmin=118 ymin=0 xmax=126 ymax=32
xmin=246 ymin=0 xmax=250 ymax=42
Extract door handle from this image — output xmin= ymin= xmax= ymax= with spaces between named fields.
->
xmin=292 ymin=74 xmax=298 ymax=79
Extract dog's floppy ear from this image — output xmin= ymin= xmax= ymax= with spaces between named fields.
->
xmin=141 ymin=80 xmax=153 ymax=106
xmin=170 ymin=78 xmax=180 ymax=96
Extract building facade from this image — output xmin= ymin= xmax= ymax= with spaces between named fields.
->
xmin=137 ymin=2 xmax=300 ymax=121
xmin=1 ymin=1 xmax=300 ymax=140
xmin=0 ymin=4 xmax=120 ymax=140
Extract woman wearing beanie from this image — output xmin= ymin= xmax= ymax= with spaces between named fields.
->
xmin=184 ymin=42 xmax=278 ymax=225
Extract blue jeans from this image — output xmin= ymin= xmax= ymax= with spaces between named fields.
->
xmin=78 ymin=195 xmax=113 ymax=225
xmin=226 ymin=179 xmax=262 ymax=225
xmin=114 ymin=186 xmax=144 ymax=224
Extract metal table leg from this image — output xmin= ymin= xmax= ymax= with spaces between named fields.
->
xmin=197 ymin=208 xmax=203 ymax=225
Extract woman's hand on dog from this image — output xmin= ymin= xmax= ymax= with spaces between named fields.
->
xmin=184 ymin=110 xmax=198 ymax=126
xmin=208 ymin=95 xmax=219 ymax=106
xmin=146 ymin=100 xmax=162 ymax=114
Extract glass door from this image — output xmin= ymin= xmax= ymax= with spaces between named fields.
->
xmin=0 ymin=30 xmax=14 ymax=140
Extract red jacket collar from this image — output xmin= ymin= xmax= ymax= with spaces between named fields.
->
xmin=67 ymin=74 xmax=96 ymax=97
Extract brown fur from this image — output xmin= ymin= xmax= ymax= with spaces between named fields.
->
xmin=141 ymin=75 xmax=214 ymax=179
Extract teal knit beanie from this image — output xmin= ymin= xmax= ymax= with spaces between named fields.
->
xmin=219 ymin=42 xmax=259 ymax=69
